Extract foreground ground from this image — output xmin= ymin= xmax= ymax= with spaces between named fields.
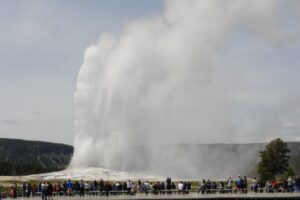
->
xmin=14 ymin=193 xmax=300 ymax=200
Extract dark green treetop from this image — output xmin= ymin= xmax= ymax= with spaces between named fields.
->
xmin=258 ymin=138 xmax=291 ymax=182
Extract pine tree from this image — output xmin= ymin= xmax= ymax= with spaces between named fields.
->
xmin=258 ymin=138 xmax=291 ymax=182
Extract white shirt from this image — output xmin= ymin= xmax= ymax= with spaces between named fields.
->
xmin=178 ymin=183 xmax=184 ymax=190
xmin=127 ymin=181 xmax=132 ymax=189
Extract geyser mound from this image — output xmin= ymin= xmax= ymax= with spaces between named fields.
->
xmin=27 ymin=167 xmax=159 ymax=181
xmin=71 ymin=0 xmax=300 ymax=178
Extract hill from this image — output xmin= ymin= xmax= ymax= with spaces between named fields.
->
xmin=0 ymin=138 xmax=299 ymax=178
xmin=288 ymin=142 xmax=300 ymax=175
xmin=0 ymin=138 xmax=73 ymax=175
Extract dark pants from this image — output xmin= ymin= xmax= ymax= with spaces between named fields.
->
xmin=41 ymin=190 xmax=47 ymax=200
xmin=80 ymin=188 xmax=84 ymax=196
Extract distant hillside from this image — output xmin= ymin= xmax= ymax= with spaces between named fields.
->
xmin=0 ymin=138 xmax=73 ymax=175
xmin=288 ymin=142 xmax=300 ymax=175
xmin=0 ymin=138 xmax=299 ymax=178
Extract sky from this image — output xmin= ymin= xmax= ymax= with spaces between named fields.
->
xmin=0 ymin=0 xmax=163 ymax=145
xmin=1 ymin=0 xmax=300 ymax=147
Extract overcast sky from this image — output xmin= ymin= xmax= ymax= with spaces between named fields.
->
xmin=1 ymin=1 xmax=300 ymax=146
xmin=0 ymin=0 xmax=163 ymax=145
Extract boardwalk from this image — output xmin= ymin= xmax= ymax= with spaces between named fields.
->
xmin=25 ymin=193 xmax=300 ymax=200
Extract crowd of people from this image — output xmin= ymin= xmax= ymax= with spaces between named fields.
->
xmin=0 ymin=178 xmax=191 ymax=199
xmin=199 ymin=176 xmax=300 ymax=194
xmin=29 ymin=177 xmax=192 ymax=198
xmin=1 ymin=176 xmax=300 ymax=199
xmin=198 ymin=176 xmax=248 ymax=194
xmin=260 ymin=176 xmax=300 ymax=193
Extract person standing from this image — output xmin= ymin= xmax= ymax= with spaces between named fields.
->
xmin=66 ymin=180 xmax=73 ymax=196
xmin=295 ymin=176 xmax=300 ymax=192
xmin=47 ymin=183 xmax=53 ymax=200
xmin=178 ymin=182 xmax=184 ymax=194
xmin=227 ymin=177 xmax=233 ymax=192
xmin=127 ymin=180 xmax=132 ymax=195
xmin=79 ymin=180 xmax=85 ymax=197
xmin=144 ymin=181 xmax=150 ymax=195
xmin=287 ymin=176 xmax=293 ymax=192
xmin=41 ymin=182 xmax=47 ymax=200
xmin=11 ymin=182 xmax=17 ymax=198
xmin=27 ymin=183 xmax=32 ymax=198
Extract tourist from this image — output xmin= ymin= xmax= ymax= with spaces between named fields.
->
xmin=252 ymin=178 xmax=258 ymax=193
xmin=127 ymin=180 xmax=132 ymax=195
xmin=79 ymin=180 xmax=84 ymax=197
xmin=227 ymin=177 xmax=233 ymax=192
xmin=47 ymin=183 xmax=53 ymax=200
xmin=219 ymin=181 xmax=225 ymax=193
xmin=265 ymin=181 xmax=272 ymax=193
xmin=211 ymin=182 xmax=217 ymax=193
xmin=243 ymin=176 xmax=248 ymax=193
xmin=206 ymin=179 xmax=212 ymax=193
xmin=27 ymin=183 xmax=32 ymax=197
xmin=66 ymin=179 xmax=73 ymax=196
xmin=178 ymin=182 xmax=184 ymax=194
xmin=62 ymin=181 xmax=67 ymax=195
xmin=282 ymin=178 xmax=288 ymax=192
xmin=295 ymin=176 xmax=300 ymax=192
xmin=236 ymin=176 xmax=242 ymax=191
xmin=104 ymin=181 xmax=111 ymax=196
xmin=0 ymin=184 xmax=2 ymax=200
xmin=93 ymin=180 xmax=98 ymax=192
xmin=84 ymin=181 xmax=89 ymax=194
xmin=144 ymin=181 xmax=150 ymax=195
xmin=198 ymin=179 xmax=206 ymax=194
xmin=22 ymin=182 xmax=31 ymax=198
xmin=271 ymin=179 xmax=278 ymax=192
xmin=32 ymin=184 xmax=37 ymax=196
xmin=99 ymin=179 xmax=104 ymax=195
xmin=137 ymin=180 xmax=142 ymax=193
xmin=156 ymin=181 xmax=163 ymax=194
xmin=22 ymin=182 xmax=26 ymax=197
xmin=166 ymin=177 xmax=172 ymax=193
xmin=287 ymin=176 xmax=293 ymax=193
xmin=132 ymin=182 xmax=137 ymax=194
xmin=115 ymin=182 xmax=121 ymax=191
xmin=73 ymin=181 xmax=79 ymax=195
xmin=41 ymin=182 xmax=47 ymax=200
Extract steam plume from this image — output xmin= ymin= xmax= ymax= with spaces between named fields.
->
xmin=71 ymin=0 xmax=300 ymax=178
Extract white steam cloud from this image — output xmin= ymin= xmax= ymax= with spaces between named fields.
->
xmin=71 ymin=0 xmax=300 ymax=178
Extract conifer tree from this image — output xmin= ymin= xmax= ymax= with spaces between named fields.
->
xmin=258 ymin=138 xmax=291 ymax=182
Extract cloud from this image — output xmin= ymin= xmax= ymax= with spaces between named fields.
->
xmin=283 ymin=122 xmax=300 ymax=130
xmin=33 ymin=111 xmax=42 ymax=115
xmin=1 ymin=119 xmax=19 ymax=125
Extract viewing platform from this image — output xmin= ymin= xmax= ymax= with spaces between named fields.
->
xmin=25 ymin=193 xmax=300 ymax=200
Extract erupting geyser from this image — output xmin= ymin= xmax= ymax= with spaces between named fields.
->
xmin=71 ymin=0 xmax=300 ymax=178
